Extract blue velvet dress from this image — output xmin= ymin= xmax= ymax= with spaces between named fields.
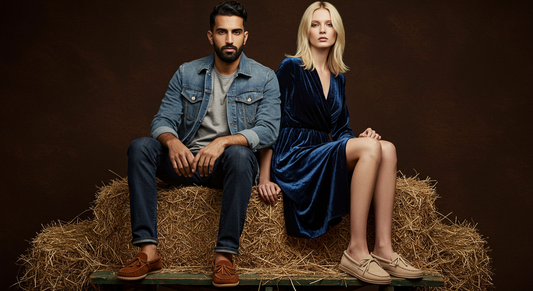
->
xmin=271 ymin=58 xmax=356 ymax=239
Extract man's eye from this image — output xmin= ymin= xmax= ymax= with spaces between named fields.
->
xmin=233 ymin=31 xmax=241 ymax=35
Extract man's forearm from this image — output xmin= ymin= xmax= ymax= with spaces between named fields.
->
xmin=157 ymin=132 xmax=179 ymax=148
xmin=212 ymin=133 xmax=249 ymax=149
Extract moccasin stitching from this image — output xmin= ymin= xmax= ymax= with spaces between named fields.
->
xmin=214 ymin=264 xmax=237 ymax=279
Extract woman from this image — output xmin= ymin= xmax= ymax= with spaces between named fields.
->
xmin=258 ymin=1 xmax=422 ymax=285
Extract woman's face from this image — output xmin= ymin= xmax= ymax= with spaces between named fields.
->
xmin=308 ymin=8 xmax=336 ymax=50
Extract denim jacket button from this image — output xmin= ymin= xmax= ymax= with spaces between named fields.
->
xmin=192 ymin=95 xmax=196 ymax=101
xmin=247 ymin=96 xmax=251 ymax=102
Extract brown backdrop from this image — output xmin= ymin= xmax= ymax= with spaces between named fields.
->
xmin=2 ymin=1 xmax=532 ymax=290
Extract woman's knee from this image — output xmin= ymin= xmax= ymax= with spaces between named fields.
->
xmin=346 ymin=137 xmax=382 ymax=166
xmin=379 ymin=140 xmax=397 ymax=164
xmin=358 ymin=137 xmax=382 ymax=159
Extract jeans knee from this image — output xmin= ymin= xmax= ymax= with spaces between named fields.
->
xmin=223 ymin=145 xmax=256 ymax=172
xmin=128 ymin=137 xmax=160 ymax=161
xmin=225 ymin=145 xmax=253 ymax=160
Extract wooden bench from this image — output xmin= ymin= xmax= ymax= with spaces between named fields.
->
xmin=91 ymin=271 xmax=443 ymax=291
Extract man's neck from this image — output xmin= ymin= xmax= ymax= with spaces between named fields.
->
xmin=214 ymin=55 xmax=241 ymax=76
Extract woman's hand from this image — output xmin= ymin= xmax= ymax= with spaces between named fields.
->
xmin=359 ymin=127 xmax=381 ymax=140
xmin=258 ymin=181 xmax=281 ymax=205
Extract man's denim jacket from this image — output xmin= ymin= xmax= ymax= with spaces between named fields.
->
xmin=150 ymin=53 xmax=281 ymax=151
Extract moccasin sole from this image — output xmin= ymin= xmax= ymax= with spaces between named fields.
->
xmin=338 ymin=263 xmax=391 ymax=285
xmin=212 ymin=282 xmax=240 ymax=287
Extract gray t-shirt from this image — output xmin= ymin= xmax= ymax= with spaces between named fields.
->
xmin=188 ymin=67 xmax=234 ymax=152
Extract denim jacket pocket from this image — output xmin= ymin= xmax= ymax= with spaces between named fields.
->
xmin=181 ymin=88 xmax=204 ymax=121
xmin=235 ymin=92 xmax=263 ymax=125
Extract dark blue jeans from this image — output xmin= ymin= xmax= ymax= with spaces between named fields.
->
xmin=127 ymin=137 xmax=258 ymax=255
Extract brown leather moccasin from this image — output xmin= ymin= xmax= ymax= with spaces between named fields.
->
xmin=212 ymin=259 xmax=239 ymax=287
xmin=117 ymin=252 xmax=162 ymax=281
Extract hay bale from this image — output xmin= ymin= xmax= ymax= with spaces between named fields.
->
xmin=16 ymin=174 xmax=494 ymax=290
xmin=16 ymin=220 xmax=101 ymax=291
xmin=392 ymin=176 xmax=494 ymax=291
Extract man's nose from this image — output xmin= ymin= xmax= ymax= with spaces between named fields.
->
xmin=226 ymin=33 xmax=233 ymax=44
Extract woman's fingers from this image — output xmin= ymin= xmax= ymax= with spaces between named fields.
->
xmin=258 ymin=183 xmax=280 ymax=205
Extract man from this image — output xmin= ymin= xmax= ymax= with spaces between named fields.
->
xmin=117 ymin=1 xmax=280 ymax=287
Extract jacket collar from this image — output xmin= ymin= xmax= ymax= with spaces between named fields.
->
xmin=198 ymin=52 xmax=252 ymax=77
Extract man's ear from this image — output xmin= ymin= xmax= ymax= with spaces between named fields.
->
xmin=207 ymin=30 xmax=214 ymax=45
xmin=243 ymin=31 xmax=249 ymax=45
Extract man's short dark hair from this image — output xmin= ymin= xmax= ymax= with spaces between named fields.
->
xmin=210 ymin=1 xmax=247 ymax=31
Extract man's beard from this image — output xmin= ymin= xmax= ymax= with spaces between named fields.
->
xmin=214 ymin=43 xmax=244 ymax=63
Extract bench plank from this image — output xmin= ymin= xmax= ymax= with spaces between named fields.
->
xmin=91 ymin=271 xmax=443 ymax=290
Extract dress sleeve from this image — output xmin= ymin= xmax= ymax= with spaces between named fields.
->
xmin=331 ymin=74 xmax=356 ymax=141
xmin=275 ymin=58 xmax=297 ymax=115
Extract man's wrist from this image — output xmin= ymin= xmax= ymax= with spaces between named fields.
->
xmin=214 ymin=134 xmax=248 ymax=149
xmin=214 ymin=136 xmax=230 ymax=148
xmin=158 ymin=132 xmax=179 ymax=148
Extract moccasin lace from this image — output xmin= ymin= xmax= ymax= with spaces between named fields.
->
xmin=390 ymin=255 xmax=410 ymax=267
xmin=359 ymin=257 xmax=377 ymax=275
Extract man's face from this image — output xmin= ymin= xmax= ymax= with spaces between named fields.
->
xmin=208 ymin=15 xmax=248 ymax=64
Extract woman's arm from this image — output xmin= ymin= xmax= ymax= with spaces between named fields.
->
xmin=257 ymin=149 xmax=281 ymax=205
xmin=331 ymin=74 xmax=356 ymax=141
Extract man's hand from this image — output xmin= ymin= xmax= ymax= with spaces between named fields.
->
xmin=192 ymin=134 xmax=249 ymax=177
xmin=158 ymin=133 xmax=195 ymax=177
xmin=192 ymin=138 xmax=226 ymax=177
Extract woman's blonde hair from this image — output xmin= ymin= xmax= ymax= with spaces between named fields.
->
xmin=289 ymin=1 xmax=348 ymax=76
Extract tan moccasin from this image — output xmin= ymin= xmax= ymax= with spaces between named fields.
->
xmin=338 ymin=251 xmax=391 ymax=285
xmin=371 ymin=252 xmax=423 ymax=279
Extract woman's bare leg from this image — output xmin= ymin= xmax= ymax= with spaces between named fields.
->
xmin=344 ymin=137 xmax=382 ymax=261
xmin=371 ymin=140 xmax=397 ymax=260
